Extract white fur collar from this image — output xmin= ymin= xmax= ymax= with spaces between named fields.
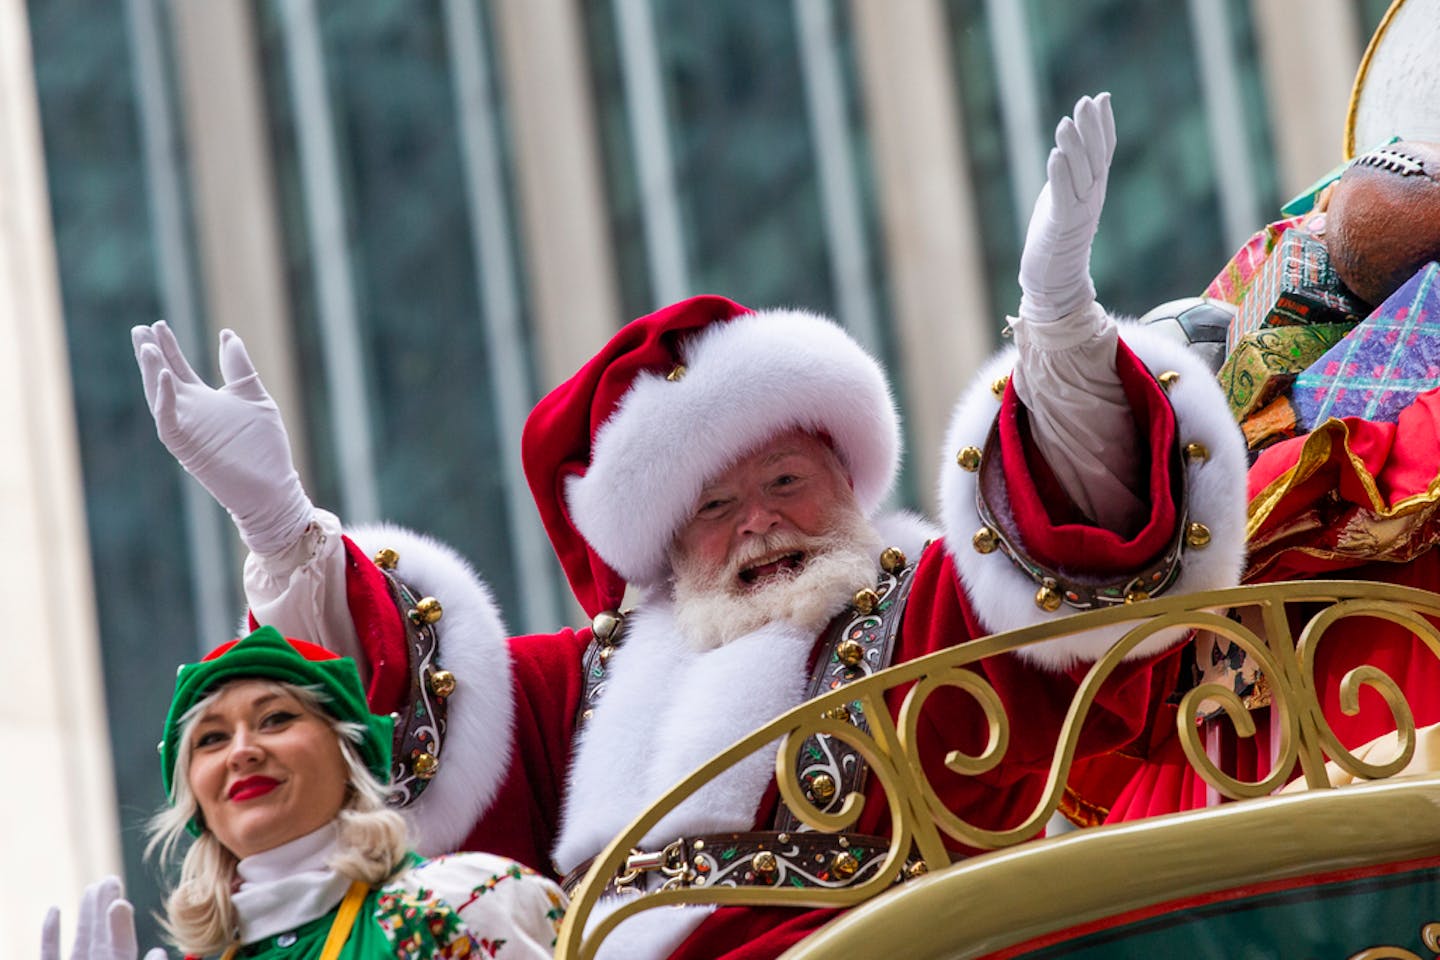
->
xmin=552 ymin=601 xmax=815 ymax=874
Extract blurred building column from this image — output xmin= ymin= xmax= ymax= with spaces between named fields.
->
xmin=1251 ymin=0 xmax=1363 ymax=195
xmin=0 ymin=0 xmax=120 ymax=951
xmin=850 ymin=0 xmax=992 ymax=510
xmin=169 ymin=0 xmax=309 ymax=480
xmin=491 ymin=0 xmax=622 ymax=388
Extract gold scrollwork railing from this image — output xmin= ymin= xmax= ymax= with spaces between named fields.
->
xmin=555 ymin=579 xmax=1440 ymax=960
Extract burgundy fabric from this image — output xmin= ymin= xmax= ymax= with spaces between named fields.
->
xmin=521 ymin=295 xmax=753 ymax=618
xmin=1000 ymin=338 xmax=1179 ymax=574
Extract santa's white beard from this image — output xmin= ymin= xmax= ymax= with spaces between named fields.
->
xmin=669 ymin=506 xmax=884 ymax=652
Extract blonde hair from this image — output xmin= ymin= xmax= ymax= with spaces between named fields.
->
xmin=146 ymin=680 xmax=409 ymax=956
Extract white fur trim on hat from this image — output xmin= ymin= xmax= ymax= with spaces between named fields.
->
xmin=940 ymin=320 xmax=1249 ymax=671
xmin=566 ymin=309 xmax=900 ymax=588
xmin=347 ymin=524 xmax=515 ymax=857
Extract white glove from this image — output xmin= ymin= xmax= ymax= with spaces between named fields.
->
xmin=1011 ymin=93 xmax=1143 ymax=532
xmin=1017 ymin=92 xmax=1116 ymax=326
xmin=40 ymin=877 xmax=167 ymax=960
xmin=133 ymin=321 xmax=314 ymax=557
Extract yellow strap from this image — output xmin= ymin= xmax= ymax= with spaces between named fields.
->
xmin=217 ymin=880 xmax=370 ymax=960
xmin=319 ymin=881 xmax=371 ymax=960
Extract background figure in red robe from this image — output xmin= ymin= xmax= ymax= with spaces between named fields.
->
xmin=132 ymin=94 xmax=1252 ymax=959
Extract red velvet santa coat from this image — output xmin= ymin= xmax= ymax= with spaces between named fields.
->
xmin=312 ymin=326 xmax=1248 ymax=960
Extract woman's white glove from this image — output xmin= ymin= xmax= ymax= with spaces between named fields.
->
xmin=40 ymin=877 xmax=167 ymax=960
xmin=1011 ymin=93 xmax=1144 ymax=533
xmin=1017 ymin=92 xmax=1116 ymax=325
xmin=133 ymin=321 xmax=314 ymax=557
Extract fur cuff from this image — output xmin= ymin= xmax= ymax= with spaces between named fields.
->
xmin=346 ymin=524 xmax=515 ymax=856
xmin=940 ymin=322 xmax=1248 ymax=670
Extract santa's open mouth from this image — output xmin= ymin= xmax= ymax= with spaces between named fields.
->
xmin=738 ymin=551 xmax=806 ymax=587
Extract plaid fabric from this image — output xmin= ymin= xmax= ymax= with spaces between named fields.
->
xmin=1293 ymin=263 xmax=1440 ymax=429
xmin=1226 ymin=228 xmax=1365 ymax=354
xmin=1204 ymin=215 xmax=1305 ymax=307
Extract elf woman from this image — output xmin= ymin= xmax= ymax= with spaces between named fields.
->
xmin=43 ymin=626 xmax=565 ymax=959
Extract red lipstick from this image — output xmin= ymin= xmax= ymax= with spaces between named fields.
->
xmin=228 ymin=776 xmax=280 ymax=801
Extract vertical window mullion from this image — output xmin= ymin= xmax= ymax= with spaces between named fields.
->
xmin=277 ymin=0 xmax=379 ymax=523
xmin=984 ymin=0 xmax=1046 ymax=238
xmin=442 ymin=0 xmax=562 ymax=631
xmin=793 ymin=0 xmax=882 ymax=355
xmin=125 ymin=0 xmax=233 ymax=653
xmin=612 ymin=0 xmax=690 ymax=306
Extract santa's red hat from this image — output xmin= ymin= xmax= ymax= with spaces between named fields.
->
xmin=522 ymin=295 xmax=900 ymax=617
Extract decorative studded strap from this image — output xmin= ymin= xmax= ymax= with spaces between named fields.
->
xmin=573 ymin=611 xmax=626 ymax=733
xmin=560 ymin=830 xmax=925 ymax=898
xmin=772 ymin=555 xmax=918 ymax=835
xmin=374 ymin=564 xmax=452 ymax=807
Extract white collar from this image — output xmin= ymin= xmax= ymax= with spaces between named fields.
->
xmin=231 ymin=822 xmax=354 ymax=944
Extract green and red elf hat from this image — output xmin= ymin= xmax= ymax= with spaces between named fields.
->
xmin=159 ymin=626 xmax=393 ymax=804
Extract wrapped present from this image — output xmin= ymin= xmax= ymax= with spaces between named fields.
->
xmin=1293 ymin=262 xmax=1440 ymax=429
xmin=1217 ymin=322 xmax=1357 ymax=421
xmin=1204 ymin=215 xmax=1304 ymax=307
xmin=1226 ymin=228 xmax=1365 ymax=353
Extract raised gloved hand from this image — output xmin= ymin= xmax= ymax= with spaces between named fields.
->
xmin=133 ymin=321 xmax=314 ymax=557
xmin=1011 ymin=93 xmax=1142 ymax=531
xmin=41 ymin=877 xmax=168 ymax=960
xmin=1017 ymin=92 xmax=1116 ymax=326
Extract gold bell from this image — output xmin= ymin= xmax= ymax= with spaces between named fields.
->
xmin=1184 ymin=442 xmax=1209 ymax=463
xmin=852 ymin=588 xmax=880 ymax=615
xmin=1125 ymin=587 xmax=1150 ymax=605
xmin=823 ymin=703 xmax=852 ymax=724
xmin=665 ymin=363 xmax=687 ymax=382
xmin=413 ymin=752 xmax=439 ymax=780
xmin=837 ymin=639 xmax=865 ymax=668
xmin=409 ymin=597 xmax=443 ymax=625
xmin=811 ymin=773 xmax=837 ymax=803
xmin=428 ymin=670 xmax=457 ymax=698
xmin=972 ymin=526 xmax=999 ymax=554
xmin=752 ymin=850 xmax=778 ymax=875
xmin=591 ymin=610 xmax=623 ymax=642
xmin=1157 ymin=370 xmax=1180 ymax=391
xmin=1186 ymin=522 xmax=1212 ymax=548
xmin=1035 ymin=578 xmax=1062 ymax=613
xmin=991 ymin=374 xmax=1010 ymax=398
xmin=956 ymin=446 xmax=982 ymax=472
xmin=905 ymin=860 xmax=929 ymax=880
xmin=373 ymin=548 xmax=400 ymax=570
xmin=879 ymin=546 xmax=907 ymax=574
xmin=832 ymin=850 xmax=859 ymax=878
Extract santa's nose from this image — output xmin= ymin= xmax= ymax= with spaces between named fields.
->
xmin=737 ymin=500 xmax=782 ymax=537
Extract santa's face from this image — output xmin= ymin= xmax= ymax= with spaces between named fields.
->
xmin=668 ymin=429 xmax=881 ymax=649
xmin=672 ymin=430 xmax=853 ymax=584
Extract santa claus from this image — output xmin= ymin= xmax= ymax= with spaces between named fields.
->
xmin=132 ymin=95 xmax=1250 ymax=959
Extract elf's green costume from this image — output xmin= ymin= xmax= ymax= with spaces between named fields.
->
xmin=163 ymin=627 xmax=565 ymax=960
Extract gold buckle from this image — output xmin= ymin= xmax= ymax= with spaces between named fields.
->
xmin=613 ymin=839 xmax=692 ymax=893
